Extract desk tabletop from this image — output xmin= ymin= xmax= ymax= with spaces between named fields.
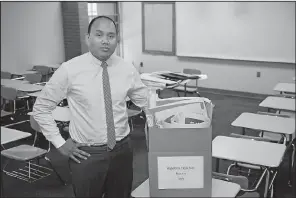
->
xmin=231 ymin=112 xmax=295 ymax=135
xmin=15 ymin=83 xmax=44 ymax=92
xmin=212 ymin=136 xmax=286 ymax=168
xmin=131 ymin=178 xmax=240 ymax=198
xmin=274 ymin=83 xmax=295 ymax=93
xmin=1 ymin=127 xmax=32 ymax=145
xmin=259 ymin=96 xmax=295 ymax=112
xmin=1 ymin=79 xmax=29 ymax=87
xmin=9 ymin=70 xmax=38 ymax=75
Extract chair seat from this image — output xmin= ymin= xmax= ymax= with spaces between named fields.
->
xmin=237 ymin=162 xmax=261 ymax=170
xmin=239 ymin=192 xmax=260 ymax=198
xmin=259 ymin=132 xmax=282 ymax=142
xmin=1 ymin=110 xmax=13 ymax=117
xmin=1 ymin=144 xmax=47 ymax=161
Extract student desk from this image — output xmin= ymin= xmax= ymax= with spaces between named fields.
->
xmin=231 ymin=112 xmax=295 ymax=137
xmin=1 ymin=127 xmax=32 ymax=197
xmin=212 ymin=136 xmax=286 ymax=197
xmin=1 ymin=79 xmax=29 ymax=87
xmin=1 ymin=79 xmax=43 ymax=92
xmin=259 ymin=96 xmax=295 ymax=112
xmin=10 ymin=70 xmax=38 ymax=76
xmin=273 ymin=83 xmax=295 ymax=94
xmin=17 ymin=84 xmax=43 ymax=92
xmin=1 ymin=127 xmax=32 ymax=145
xmin=131 ymin=178 xmax=241 ymax=198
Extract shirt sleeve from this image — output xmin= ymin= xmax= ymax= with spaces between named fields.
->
xmin=32 ymin=64 xmax=69 ymax=148
xmin=127 ymin=67 xmax=149 ymax=112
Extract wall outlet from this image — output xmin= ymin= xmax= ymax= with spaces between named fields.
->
xmin=140 ymin=62 xmax=143 ymax=67
xmin=256 ymin=71 xmax=261 ymax=78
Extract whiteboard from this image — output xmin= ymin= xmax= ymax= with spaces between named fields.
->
xmin=176 ymin=2 xmax=295 ymax=63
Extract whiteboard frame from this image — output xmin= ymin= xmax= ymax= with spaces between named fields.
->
xmin=142 ymin=2 xmax=176 ymax=56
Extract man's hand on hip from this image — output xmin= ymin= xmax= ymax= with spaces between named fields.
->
xmin=58 ymin=139 xmax=91 ymax=163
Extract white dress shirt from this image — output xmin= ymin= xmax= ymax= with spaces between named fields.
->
xmin=33 ymin=52 xmax=148 ymax=148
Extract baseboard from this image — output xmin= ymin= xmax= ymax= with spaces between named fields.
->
xmin=197 ymin=87 xmax=269 ymax=100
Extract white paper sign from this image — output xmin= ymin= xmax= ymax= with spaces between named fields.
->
xmin=157 ymin=156 xmax=204 ymax=189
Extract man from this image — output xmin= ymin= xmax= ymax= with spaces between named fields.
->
xmin=33 ymin=16 xmax=148 ymax=197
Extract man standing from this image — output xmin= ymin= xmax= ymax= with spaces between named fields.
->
xmin=33 ymin=16 xmax=148 ymax=197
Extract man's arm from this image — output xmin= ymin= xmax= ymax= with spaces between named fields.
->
xmin=127 ymin=67 xmax=149 ymax=112
xmin=33 ymin=64 xmax=90 ymax=163
xmin=32 ymin=64 xmax=69 ymax=148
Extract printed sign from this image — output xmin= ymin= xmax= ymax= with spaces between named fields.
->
xmin=157 ymin=156 xmax=204 ymax=189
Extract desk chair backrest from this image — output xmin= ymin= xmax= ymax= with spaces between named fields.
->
xmin=1 ymin=71 xmax=11 ymax=79
xmin=1 ymin=86 xmax=18 ymax=100
xmin=24 ymin=73 xmax=42 ymax=84
xmin=183 ymin=69 xmax=201 ymax=93
xmin=183 ymin=68 xmax=201 ymax=75
xmin=32 ymin=66 xmax=53 ymax=82
xmin=33 ymin=66 xmax=52 ymax=75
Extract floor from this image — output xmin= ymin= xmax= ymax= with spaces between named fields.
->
xmin=1 ymin=89 xmax=294 ymax=197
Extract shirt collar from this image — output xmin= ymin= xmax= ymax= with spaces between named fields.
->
xmin=88 ymin=52 xmax=114 ymax=67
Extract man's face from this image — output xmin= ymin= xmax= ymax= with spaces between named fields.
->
xmin=86 ymin=18 xmax=118 ymax=61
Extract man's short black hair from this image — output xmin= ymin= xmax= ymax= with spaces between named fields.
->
xmin=87 ymin=15 xmax=118 ymax=34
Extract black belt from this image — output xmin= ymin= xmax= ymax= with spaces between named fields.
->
xmin=73 ymin=135 xmax=130 ymax=147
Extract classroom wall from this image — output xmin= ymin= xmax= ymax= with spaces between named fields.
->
xmin=121 ymin=2 xmax=295 ymax=95
xmin=1 ymin=2 xmax=65 ymax=73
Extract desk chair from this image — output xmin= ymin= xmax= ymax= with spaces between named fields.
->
xmin=212 ymin=172 xmax=261 ymax=197
xmin=257 ymin=111 xmax=295 ymax=187
xmin=183 ymin=68 xmax=201 ymax=97
xmin=24 ymin=73 xmax=42 ymax=84
xmin=32 ymin=65 xmax=53 ymax=82
xmin=29 ymin=115 xmax=66 ymax=184
xmin=1 ymin=71 xmax=11 ymax=79
xmin=1 ymin=86 xmax=30 ymax=115
xmin=228 ymin=133 xmax=284 ymax=198
xmin=1 ymin=96 xmax=14 ymax=122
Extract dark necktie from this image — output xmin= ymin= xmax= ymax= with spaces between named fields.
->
xmin=101 ymin=62 xmax=116 ymax=150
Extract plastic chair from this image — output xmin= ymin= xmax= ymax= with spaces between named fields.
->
xmin=1 ymin=71 xmax=11 ymax=79
xmin=212 ymin=172 xmax=261 ymax=197
xmin=183 ymin=68 xmax=201 ymax=96
xmin=24 ymin=73 xmax=42 ymax=84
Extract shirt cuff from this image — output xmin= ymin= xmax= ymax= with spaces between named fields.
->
xmin=51 ymin=135 xmax=66 ymax=148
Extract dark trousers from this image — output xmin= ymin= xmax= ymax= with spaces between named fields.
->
xmin=69 ymin=136 xmax=133 ymax=198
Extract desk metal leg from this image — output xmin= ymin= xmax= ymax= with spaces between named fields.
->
xmin=242 ymin=127 xmax=246 ymax=135
xmin=264 ymin=169 xmax=270 ymax=198
xmin=215 ymin=158 xmax=219 ymax=172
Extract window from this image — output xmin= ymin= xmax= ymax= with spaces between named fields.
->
xmin=87 ymin=3 xmax=98 ymax=22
